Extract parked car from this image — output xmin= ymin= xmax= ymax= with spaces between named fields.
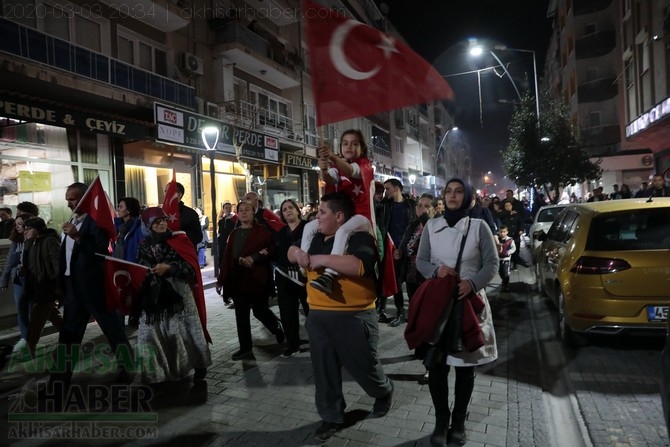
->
xmin=530 ymin=204 xmax=567 ymax=257
xmin=536 ymin=198 xmax=670 ymax=346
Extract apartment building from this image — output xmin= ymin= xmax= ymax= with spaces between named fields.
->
xmin=545 ymin=0 xmax=669 ymax=196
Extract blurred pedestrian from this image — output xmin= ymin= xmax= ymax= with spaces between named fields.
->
xmin=21 ymin=217 xmax=63 ymax=358
xmin=496 ymin=225 xmax=516 ymax=293
xmin=0 ymin=207 xmax=15 ymax=239
xmin=195 ymin=206 xmax=209 ymax=268
xmin=113 ymin=197 xmax=143 ymax=262
xmin=275 ymin=199 xmax=309 ymax=358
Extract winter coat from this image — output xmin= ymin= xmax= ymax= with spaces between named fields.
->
xmin=24 ymin=229 xmax=61 ymax=303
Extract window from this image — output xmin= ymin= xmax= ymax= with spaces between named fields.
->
xmin=252 ymin=88 xmax=292 ymax=133
xmin=304 ymin=105 xmax=317 ymax=147
xmin=41 ymin=1 xmax=104 ymax=52
xmin=547 ymin=210 xmax=578 ymax=243
xmin=117 ymin=27 xmax=168 ymax=76
xmin=586 ymin=209 xmax=670 ymax=250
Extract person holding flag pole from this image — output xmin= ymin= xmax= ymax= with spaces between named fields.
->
xmin=48 ymin=180 xmax=133 ymax=397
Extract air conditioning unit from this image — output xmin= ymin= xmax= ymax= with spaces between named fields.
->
xmin=180 ymin=52 xmax=204 ymax=76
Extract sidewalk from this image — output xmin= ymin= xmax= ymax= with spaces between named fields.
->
xmin=0 ymin=266 xmax=546 ymax=446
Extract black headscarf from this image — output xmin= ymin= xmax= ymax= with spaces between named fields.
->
xmin=442 ymin=178 xmax=474 ymax=227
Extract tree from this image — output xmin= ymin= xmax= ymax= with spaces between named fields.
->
xmin=502 ymin=92 xmax=601 ymax=204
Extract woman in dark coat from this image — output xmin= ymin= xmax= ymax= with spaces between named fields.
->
xmin=22 ymin=217 xmax=63 ymax=358
xmin=274 ymin=199 xmax=309 ymax=358
xmin=216 ymin=200 xmax=284 ymax=360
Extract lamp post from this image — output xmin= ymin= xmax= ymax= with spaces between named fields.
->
xmin=435 ymin=126 xmax=457 ymax=195
xmin=470 ymin=45 xmax=540 ymax=123
xmin=201 ymin=125 xmax=220 ymax=276
xmin=408 ymin=173 xmax=416 ymax=197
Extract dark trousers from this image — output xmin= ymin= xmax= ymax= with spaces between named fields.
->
xmin=499 ymin=260 xmax=511 ymax=286
xmin=391 ymin=259 xmax=405 ymax=316
xmin=27 ymin=301 xmax=63 ymax=357
xmin=306 ymin=309 xmax=392 ymax=423
xmin=428 ymin=363 xmax=475 ymax=428
xmin=232 ymin=293 xmax=280 ymax=352
xmin=276 ymin=276 xmax=308 ymax=350
xmin=53 ymin=276 xmax=132 ymax=382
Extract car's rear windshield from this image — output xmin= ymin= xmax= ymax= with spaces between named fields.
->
xmin=586 ymin=208 xmax=670 ymax=251
xmin=537 ymin=207 xmax=565 ymax=223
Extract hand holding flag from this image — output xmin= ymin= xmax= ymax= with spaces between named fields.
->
xmin=101 ymin=255 xmax=149 ymax=315
xmin=72 ymin=176 xmax=117 ymax=242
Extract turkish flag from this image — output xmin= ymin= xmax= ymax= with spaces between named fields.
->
xmin=303 ymin=0 xmax=454 ymax=126
xmin=73 ymin=176 xmax=118 ymax=242
xmin=103 ymin=256 xmax=148 ymax=315
xmin=162 ymin=171 xmax=180 ymax=231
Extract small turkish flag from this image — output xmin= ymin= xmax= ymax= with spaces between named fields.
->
xmin=73 ymin=176 xmax=118 ymax=242
xmin=303 ymin=0 xmax=454 ymax=126
xmin=103 ymin=255 xmax=148 ymax=314
xmin=162 ymin=171 xmax=180 ymax=231
xmin=382 ymin=234 xmax=398 ymax=297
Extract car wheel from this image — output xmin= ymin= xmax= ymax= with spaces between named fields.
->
xmin=558 ymin=290 xmax=588 ymax=347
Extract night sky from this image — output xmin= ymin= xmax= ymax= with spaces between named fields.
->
xmin=377 ymin=0 xmax=553 ymax=189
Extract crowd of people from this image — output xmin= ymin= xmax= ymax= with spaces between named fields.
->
xmin=3 ymin=128 xmax=669 ymax=444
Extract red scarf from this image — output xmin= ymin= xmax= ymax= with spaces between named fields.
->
xmin=167 ymin=232 xmax=212 ymax=343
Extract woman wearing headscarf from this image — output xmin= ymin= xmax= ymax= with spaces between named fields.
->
xmin=274 ymin=199 xmax=309 ymax=358
xmin=113 ymin=197 xmax=144 ymax=262
xmin=21 ymin=217 xmax=63 ymax=357
xmin=135 ymin=207 xmax=212 ymax=387
xmin=216 ymin=200 xmax=283 ymax=360
xmin=416 ymin=178 xmax=498 ymax=446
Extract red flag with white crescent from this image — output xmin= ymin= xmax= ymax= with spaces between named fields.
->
xmin=303 ymin=0 xmax=454 ymax=126
xmin=162 ymin=171 xmax=180 ymax=231
xmin=103 ymin=256 xmax=148 ymax=315
xmin=73 ymin=176 xmax=118 ymax=242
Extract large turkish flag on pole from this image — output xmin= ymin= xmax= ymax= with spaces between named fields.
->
xmin=162 ymin=170 xmax=180 ymax=231
xmin=303 ymin=0 xmax=454 ymax=126
xmin=73 ymin=176 xmax=117 ymax=242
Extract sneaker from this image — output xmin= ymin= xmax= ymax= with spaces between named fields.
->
xmin=13 ymin=338 xmax=27 ymax=353
xmin=281 ymin=347 xmax=298 ymax=358
xmin=314 ymin=421 xmax=342 ymax=442
xmin=310 ymin=273 xmax=333 ymax=294
xmin=371 ymin=380 xmax=393 ymax=417
xmin=231 ymin=349 xmax=254 ymax=360
xmin=377 ymin=312 xmax=392 ymax=323
xmin=388 ymin=314 xmax=407 ymax=327
xmin=447 ymin=426 xmax=467 ymax=445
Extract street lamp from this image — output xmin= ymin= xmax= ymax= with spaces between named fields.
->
xmin=408 ymin=173 xmax=416 ymax=197
xmin=201 ymin=125 xmax=220 ymax=276
xmin=435 ymin=126 xmax=458 ymax=194
xmin=470 ymin=44 xmax=540 ymax=122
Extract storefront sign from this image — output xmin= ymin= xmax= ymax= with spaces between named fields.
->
xmin=155 ymin=103 xmax=279 ymax=163
xmin=0 ymin=94 xmax=150 ymax=139
xmin=626 ymin=96 xmax=670 ymax=138
xmin=283 ymin=152 xmax=318 ymax=169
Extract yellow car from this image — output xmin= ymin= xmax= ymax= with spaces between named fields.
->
xmin=536 ymin=198 xmax=670 ymax=346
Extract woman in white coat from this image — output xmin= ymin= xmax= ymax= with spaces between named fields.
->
xmin=416 ymin=178 xmax=498 ymax=446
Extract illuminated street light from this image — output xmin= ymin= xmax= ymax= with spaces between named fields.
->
xmin=408 ymin=173 xmax=416 ymax=197
xmin=470 ymin=44 xmax=540 ymax=122
xmin=202 ymin=125 xmax=220 ymax=276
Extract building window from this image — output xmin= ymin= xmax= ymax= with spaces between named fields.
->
xmin=117 ymin=27 xmax=168 ymax=76
xmin=251 ymin=88 xmax=293 ymax=136
xmin=304 ymin=105 xmax=317 ymax=147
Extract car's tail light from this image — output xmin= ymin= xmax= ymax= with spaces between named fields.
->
xmin=570 ymin=256 xmax=631 ymax=275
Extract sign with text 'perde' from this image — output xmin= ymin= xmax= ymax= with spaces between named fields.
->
xmin=0 ymin=93 xmax=149 ymax=139
xmin=154 ymin=103 xmax=279 ymax=164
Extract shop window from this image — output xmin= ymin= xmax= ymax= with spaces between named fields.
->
xmin=201 ymin=157 xmax=248 ymax=213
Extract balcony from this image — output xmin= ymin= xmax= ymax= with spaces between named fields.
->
xmin=213 ymin=21 xmax=300 ymax=89
xmin=577 ymin=77 xmax=618 ymax=103
xmin=0 ymin=17 xmax=195 ymax=109
xmin=221 ymin=99 xmax=299 ymax=142
xmin=574 ymin=0 xmax=613 ymax=16
xmin=575 ymin=29 xmax=616 ymax=59
xmin=582 ymin=123 xmax=621 ymax=147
